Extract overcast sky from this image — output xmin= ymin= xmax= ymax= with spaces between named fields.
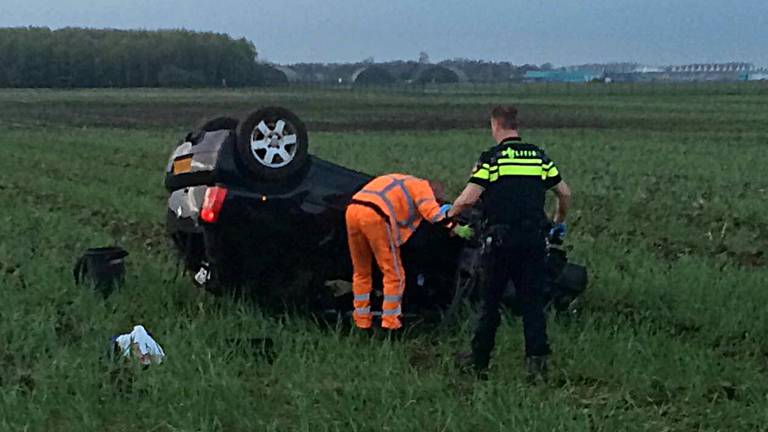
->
xmin=2 ymin=0 xmax=766 ymax=67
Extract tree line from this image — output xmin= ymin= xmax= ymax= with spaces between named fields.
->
xmin=0 ymin=27 xmax=285 ymax=88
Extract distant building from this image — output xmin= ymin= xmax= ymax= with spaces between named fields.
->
xmin=566 ymin=62 xmax=639 ymax=74
xmin=272 ymin=66 xmax=301 ymax=83
xmin=667 ymin=62 xmax=752 ymax=73
xmin=413 ymin=65 xmax=468 ymax=84
xmin=660 ymin=63 xmax=751 ymax=82
xmin=606 ymin=62 xmax=753 ymax=83
xmin=524 ymin=70 xmax=603 ymax=83
xmin=351 ymin=66 xmax=398 ymax=86
xmin=254 ymin=64 xmax=291 ymax=85
xmin=633 ymin=66 xmax=665 ymax=73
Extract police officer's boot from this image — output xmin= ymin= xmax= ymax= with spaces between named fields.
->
xmin=454 ymin=351 xmax=489 ymax=381
xmin=525 ymin=355 xmax=548 ymax=383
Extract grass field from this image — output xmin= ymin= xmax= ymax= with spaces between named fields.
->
xmin=1 ymin=84 xmax=767 ymax=431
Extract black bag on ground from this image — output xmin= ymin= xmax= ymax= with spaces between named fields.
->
xmin=544 ymin=247 xmax=588 ymax=311
xmin=73 ymin=247 xmax=129 ymax=297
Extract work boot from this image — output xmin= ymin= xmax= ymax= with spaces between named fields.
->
xmin=525 ymin=355 xmax=548 ymax=383
xmin=454 ymin=352 xmax=489 ymax=381
xmin=377 ymin=327 xmax=404 ymax=342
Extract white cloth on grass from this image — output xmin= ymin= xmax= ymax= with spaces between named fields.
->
xmin=115 ymin=325 xmax=166 ymax=365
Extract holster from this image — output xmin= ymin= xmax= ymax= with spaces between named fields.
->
xmin=484 ymin=220 xmax=547 ymax=253
xmin=485 ymin=224 xmax=512 ymax=251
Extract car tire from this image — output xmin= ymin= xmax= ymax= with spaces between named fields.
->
xmin=442 ymin=246 xmax=485 ymax=327
xmin=236 ymin=107 xmax=309 ymax=181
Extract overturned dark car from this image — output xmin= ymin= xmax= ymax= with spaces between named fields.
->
xmin=164 ymin=107 xmax=587 ymax=322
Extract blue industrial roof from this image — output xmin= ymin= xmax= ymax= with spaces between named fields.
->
xmin=524 ymin=71 xmax=602 ymax=82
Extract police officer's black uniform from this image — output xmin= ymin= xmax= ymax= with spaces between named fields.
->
xmin=467 ymin=137 xmax=563 ymax=371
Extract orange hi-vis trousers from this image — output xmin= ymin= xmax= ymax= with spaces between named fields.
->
xmin=345 ymin=204 xmax=405 ymax=330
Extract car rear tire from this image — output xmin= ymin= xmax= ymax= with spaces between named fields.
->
xmin=236 ymin=107 xmax=309 ymax=181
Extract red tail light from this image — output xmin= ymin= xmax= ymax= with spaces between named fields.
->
xmin=200 ymin=186 xmax=228 ymax=223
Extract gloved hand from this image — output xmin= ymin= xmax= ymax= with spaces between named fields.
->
xmin=549 ymin=223 xmax=567 ymax=242
xmin=453 ymin=224 xmax=474 ymax=239
xmin=439 ymin=204 xmax=453 ymax=217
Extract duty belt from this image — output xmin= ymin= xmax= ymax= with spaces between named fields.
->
xmin=485 ymin=221 xmax=546 ymax=249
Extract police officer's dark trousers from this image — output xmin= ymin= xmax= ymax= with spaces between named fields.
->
xmin=471 ymin=224 xmax=550 ymax=371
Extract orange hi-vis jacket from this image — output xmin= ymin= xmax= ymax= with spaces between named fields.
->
xmin=347 ymin=174 xmax=447 ymax=329
xmin=351 ymin=174 xmax=446 ymax=245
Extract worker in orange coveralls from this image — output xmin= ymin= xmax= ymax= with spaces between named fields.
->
xmin=345 ymin=174 xmax=471 ymax=330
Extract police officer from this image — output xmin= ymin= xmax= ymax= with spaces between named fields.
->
xmin=448 ymin=105 xmax=571 ymax=379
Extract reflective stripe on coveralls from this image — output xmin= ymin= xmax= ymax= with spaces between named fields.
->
xmin=381 ymin=214 xmax=405 ymax=327
xmin=357 ymin=177 xmax=415 ymax=245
